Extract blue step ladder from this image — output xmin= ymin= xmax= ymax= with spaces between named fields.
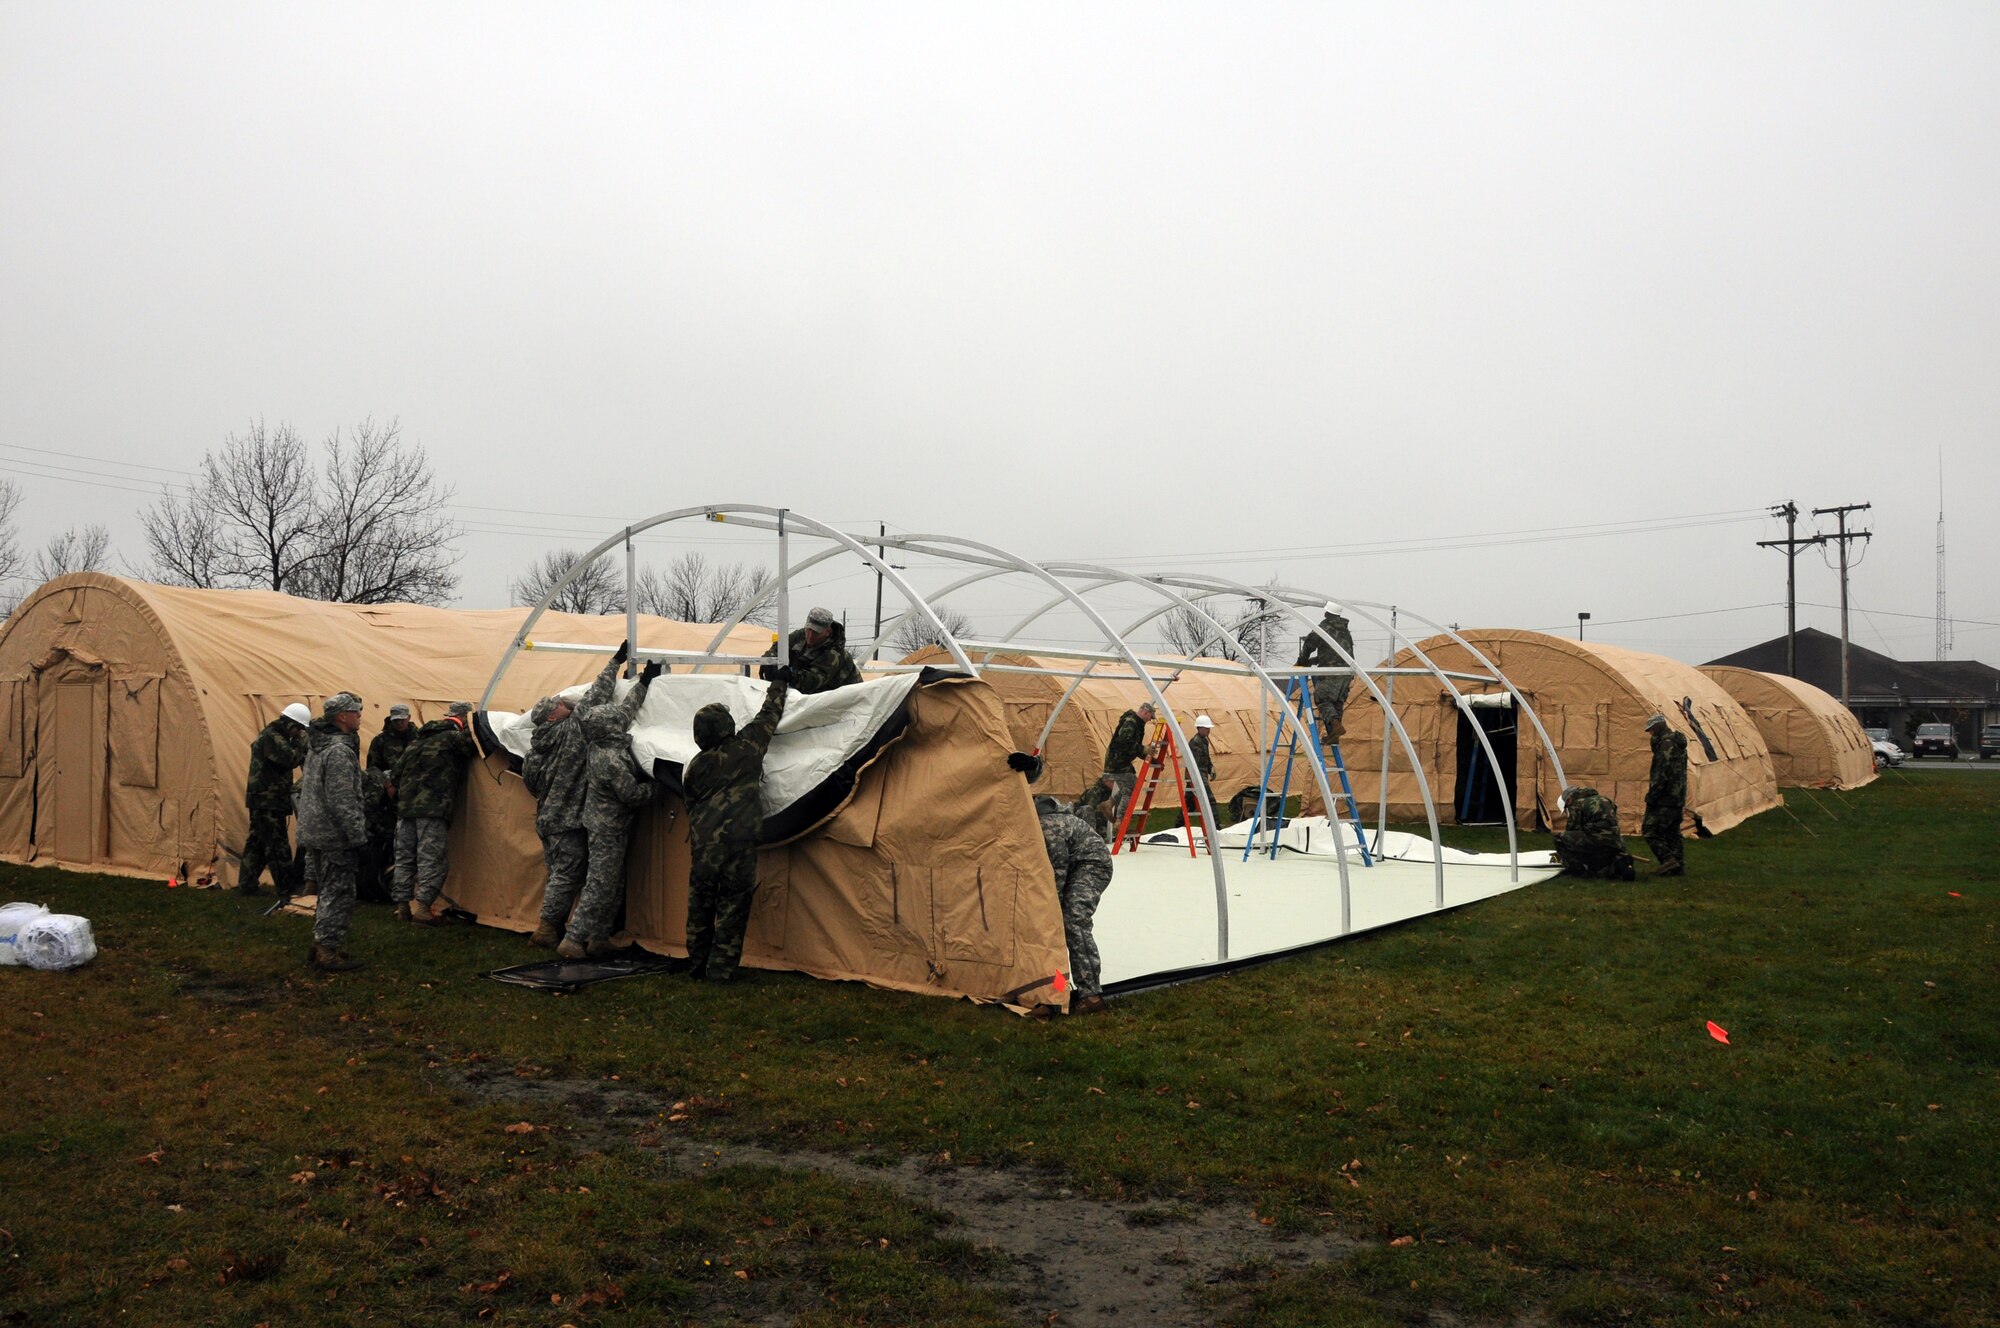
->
xmin=1242 ymin=675 xmax=1374 ymax=865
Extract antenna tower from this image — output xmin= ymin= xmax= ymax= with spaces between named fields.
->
xmin=1935 ymin=453 xmax=1951 ymax=660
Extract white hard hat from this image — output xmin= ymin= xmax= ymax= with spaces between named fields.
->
xmin=1323 ymin=601 xmax=1344 ymax=617
xmin=281 ymin=703 xmax=311 ymax=727
xmin=1194 ymin=714 xmax=1214 ymax=729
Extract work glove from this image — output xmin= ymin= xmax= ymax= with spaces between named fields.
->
xmin=638 ymin=659 xmax=663 ymax=684
xmin=768 ymin=664 xmax=795 ymax=687
xmin=612 ymin=640 xmax=630 ymax=665
xmin=1006 ymin=751 xmax=1040 ymax=773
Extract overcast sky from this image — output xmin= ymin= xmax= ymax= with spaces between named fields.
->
xmin=2 ymin=1 xmax=1994 ymax=669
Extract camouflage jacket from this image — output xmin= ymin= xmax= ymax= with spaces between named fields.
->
xmin=244 ymin=717 xmax=308 ymax=813
xmin=1189 ymin=730 xmax=1215 ymax=781
xmin=296 ymin=720 xmax=368 ymax=850
xmin=1559 ymin=787 xmax=1624 ymax=848
xmin=1647 ymin=730 xmax=1689 ymax=808
xmin=1039 ymin=805 xmax=1112 ymax=895
xmin=685 ymin=679 xmax=790 ymax=852
xmin=522 ymin=656 xmax=620 ymax=834
xmin=763 ymin=621 xmax=861 ymax=695
xmin=1294 ymin=613 xmax=1354 ymax=670
xmin=393 ymin=718 xmax=478 ymax=822
xmin=580 ymin=671 xmax=655 ymax=811
xmin=367 ymin=720 xmax=416 ymax=777
xmin=1103 ymin=710 xmax=1147 ymax=773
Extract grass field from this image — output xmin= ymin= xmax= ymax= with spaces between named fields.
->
xmin=1 ymin=768 xmax=1995 ymax=1326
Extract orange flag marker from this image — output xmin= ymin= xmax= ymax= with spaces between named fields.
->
xmin=1948 ymin=891 xmax=1962 ymax=898
xmin=1052 ymin=971 xmax=1068 ymax=993
xmin=1706 ymin=1021 xmax=1730 ymax=1044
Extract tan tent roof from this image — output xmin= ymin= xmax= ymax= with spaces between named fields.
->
xmin=1337 ymin=629 xmax=1781 ymax=835
xmin=1698 ymin=666 xmax=1877 ymax=790
xmin=0 ymin=575 xmax=1074 ymax=1011
xmin=900 ymin=646 xmax=1288 ymax=805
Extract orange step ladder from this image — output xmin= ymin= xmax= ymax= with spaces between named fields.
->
xmin=1111 ymin=721 xmax=1213 ymax=857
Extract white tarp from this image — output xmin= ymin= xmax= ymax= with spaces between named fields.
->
xmin=486 ymin=672 xmax=924 ymax=822
xmin=1144 ymin=815 xmax=1559 ymax=868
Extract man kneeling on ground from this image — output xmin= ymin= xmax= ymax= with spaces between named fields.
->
xmin=1552 ymin=784 xmax=1636 ymax=881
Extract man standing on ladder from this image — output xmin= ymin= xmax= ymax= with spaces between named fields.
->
xmin=1295 ymin=602 xmax=1355 ymax=747
xmin=1187 ymin=714 xmax=1217 ymax=816
xmin=1098 ymin=701 xmax=1155 ymax=842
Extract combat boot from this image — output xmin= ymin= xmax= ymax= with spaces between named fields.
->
xmin=309 ymin=945 xmax=365 ymax=973
xmin=556 ymin=938 xmax=588 ymax=960
xmin=1650 ymin=862 xmax=1684 ymax=878
xmin=528 ymin=923 xmax=561 ymax=949
xmin=1071 ymin=994 xmax=1108 ymax=1016
xmin=408 ymin=900 xmax=440 ymax=927
xmin=236 ymin=880 xmax=261 ymax=897
xmin=394 ymin=902 xmax=411 ymax=921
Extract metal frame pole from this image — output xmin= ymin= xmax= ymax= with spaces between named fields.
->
xmin=624 ymin=529 xmax=639 ymax=675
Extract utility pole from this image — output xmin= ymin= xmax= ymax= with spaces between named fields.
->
xmin=1576 ymin=612 xmax=1590 ymax=640
xmin=1812 ymin=503 xmax=1872 ymax=705
xmin=1757 ymin=502 xmax=1823 ymax=679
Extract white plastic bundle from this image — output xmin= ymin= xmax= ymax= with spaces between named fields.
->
xmin=16 ymin=913 xmax=97 ymax=970
xmin=0 ymin=901 xmax=49 ymax=966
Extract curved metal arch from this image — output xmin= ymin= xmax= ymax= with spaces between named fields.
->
xmin=480 ymin=504 xmax=981 ymax=708
xmin=881 ymin=532 xmax=1238 ymax=960
xmin=1156 ymin=572 xmax=1451 ymax=908
xmin=1264 ymin=591 xmax=1524 ymax=877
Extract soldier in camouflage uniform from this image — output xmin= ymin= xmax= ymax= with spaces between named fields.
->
xmin=1034 ymin=794 xmax=1115 ymax=1014
xmin=1642 ymin=713 xmax=1689 ymax=876
xmin=681 ymin=670 xmax=792 ymax=980
xmin=760 ymin=605 xmax=860 ymax=695
xmin=1553 ymin=785 xmax=1636 ymax=880
xmin=558 ymin=657 xmax=665 ymax=957
xmin=1071 ymin=774 xmax=1114 ymax=841
xmin=1187 ymin=714 xmax=1218 ymax=817
xmin=1295 ymin=603 xmax=1356 ymax=744
xmin=1098 ymin=702 xmax=1155 ymax=841
xmin=238 ymin=702 xmax=311 ymax=897
xmin=296 ymin=692 xmax=369 ymax=972
xmin=522 ymin=647 xmax=625 ymax=947
xmin=392 ymin=702 xmax=480 ymax=923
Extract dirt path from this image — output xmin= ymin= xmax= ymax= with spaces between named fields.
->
xmin=454 ymin=1067 xmax=1356 ymax=1327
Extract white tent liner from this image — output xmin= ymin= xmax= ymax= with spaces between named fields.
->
xmin=1099 ymin=825 xmax=1562 ymax=985
xmin=1145 ymin=816 xmax=1560 ymax=867
xmin=487 ymin=672 xmax=923 ymax=822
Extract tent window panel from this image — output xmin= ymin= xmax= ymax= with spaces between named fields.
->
xmin=110 ymin=674 xmax=162 ymax=789
xmin=0 ymin=679 xmax=25 ymax=779
xmin=1565 ymin=705 xmax=1610 ymax=775
xmin=936 ymin=864 xmax=1018 ymax=967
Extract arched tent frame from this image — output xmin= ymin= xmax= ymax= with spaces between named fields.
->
xmin=484 ymin=505 xmax=1566 ymax=965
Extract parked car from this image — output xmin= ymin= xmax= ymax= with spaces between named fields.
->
xmin=1981 ymin=725 xmax=2000 ymax=760
xmin=1912 ymin=723 xmax=1959 ymax=759
xmin=1871 ymin=738 xmax=1905 ymax=770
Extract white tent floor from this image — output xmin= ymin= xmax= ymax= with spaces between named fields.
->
xmin=1096 ymin=820 xmax=1563 ymax=986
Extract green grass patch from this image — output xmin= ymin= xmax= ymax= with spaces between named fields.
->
xmin=2 ymin=772 xmax=1996 ymax=1324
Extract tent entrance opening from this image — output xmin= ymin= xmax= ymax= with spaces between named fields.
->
xmin=1453 ymin=704 xmax=1517 ymax=826
xmin=52 ymin=681 xmax=100 ymax=862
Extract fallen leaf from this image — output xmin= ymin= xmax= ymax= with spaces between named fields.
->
xmin=1086 ymin=1086 xmax=1105 ymax=1095
xmin=734 ymin=1269 xmax=750 ymax=1280
xmin=1389 ymin=1235 xmax=1415 ymax=1247
xmin=134 ymin=1150 xmax=165 ymax=1165
xmin=166 ymin=1258 xmax=192 ymax=1274
xmin=503 ymin=1122 xmax=536 ymax=1135
xmin=1928 ymin=1103 xmax=1942 ymax=1111
xmin=289 ymin=1170 xmax=316 ymax=1184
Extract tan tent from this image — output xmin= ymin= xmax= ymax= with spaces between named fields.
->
xmin=1698 ymin=666 xmax=1877 ymax=790
xmin=1337 ymin=629 xmax=1780 ymax=835
xmin=0 ymin=575 xmax=1073 ymax=1010
xmin=901 ymin=646 xmax=1288 ymax=806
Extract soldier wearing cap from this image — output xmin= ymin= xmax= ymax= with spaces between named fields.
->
xmin=1097 ymin=701 xmax=1156 ymax=842
xmin=1642 ymin=713 xmax=1689 ymax=876
xmin=392 ymin=701 xmax=480 ymax=923
xmin=680 ymin=667 xmax=791 ymax=979
xmin=296 ymin=691 xmax=369 ymax=971
xmin=1553 ymin=784 xmax=1636 ymax=880
xmin=239 ymin=701 xmax=313 ymax=898
xmin=1295 ymin=602 xmax=1355 ymax=745
xmin=361 ymin=703 xmax=416 ymax=900
xmin=761 ymin=606 xmax=861 ymax=695
xmin=1034 ymin=793 xmax=1114 ymax=1014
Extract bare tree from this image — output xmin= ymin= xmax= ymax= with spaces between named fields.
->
xmin=636 ymin=552 xmax=776 ymax=626
xmin=510 ymin=547 xmax=625 ymax=614
xmin=889 ymin=605 xmax=973 ymax=655
xmin=141 ymin=417 xmax=460 ymax=605
xmin=0 ymin=481 xmax=24 ymax=615
xmin=292 ymin=418 xmax=461 ymax=605
xmin=33 ymin=523 xmax=112 ymax=581
xmin=1157 ymin=589 xmax=1286 ymax=663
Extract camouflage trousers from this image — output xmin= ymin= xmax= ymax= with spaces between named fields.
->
xmin=1102 ymin=771 xmax=1139 ymax=840
xmin=566 ymin=798 xmax=634 ymax=946
xmin=1313 ymin=679 xmax=1353 ymax=736
xmin=1060 ymin=863 xmax=1112 ymax=999
xmin=1554 ymin=835 xmax=1633 ymax=880
xmin=685 ymin=846 xmax=758 ymax=980
xmin=394 ymin=816 xmax=451 ymax=906
xmin=239 ymin=807 xmax=302 ymax=895
xmin=1643 ymin=801 xmax=1684 ymax=870
xmin=312 ymin=847 xmax=359 ymax=949
xmin=535 ymin=828 xmax=589 ymax=931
